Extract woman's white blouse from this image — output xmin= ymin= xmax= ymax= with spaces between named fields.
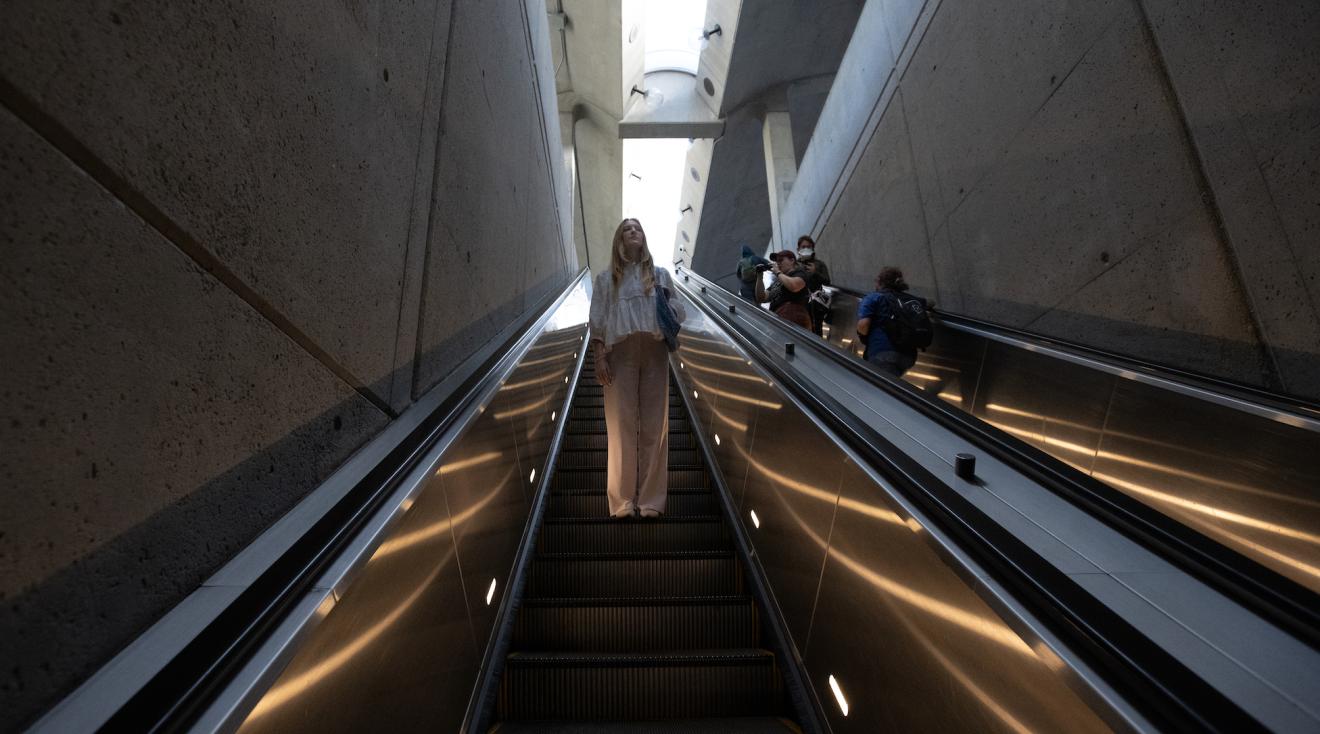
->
xmin=589 ymin=265 xmax=686 ymax=351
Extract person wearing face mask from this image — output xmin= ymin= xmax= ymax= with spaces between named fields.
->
xmin=796 ymin=235 xmax=832 ymax=336
xmin=588 ymin=219 xmax=686 ymax=519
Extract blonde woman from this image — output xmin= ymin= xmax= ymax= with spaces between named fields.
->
xmin=587 ymin=219 xmax=685 ymax=519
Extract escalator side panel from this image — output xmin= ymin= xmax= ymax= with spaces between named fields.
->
xmin=807 ymin=459 xmax=1114 ymax=734
xmin=671 ymin=295 xmax=1124 ymax=733
xmin=234 ymin=323 xmax=584 ymax=733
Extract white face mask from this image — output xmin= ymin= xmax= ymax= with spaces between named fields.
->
xmin=797 ymin=248 xmax=814 ymax=259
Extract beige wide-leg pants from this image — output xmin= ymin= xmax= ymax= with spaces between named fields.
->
xmin=603 ymin=333 xmax=670 ymax=515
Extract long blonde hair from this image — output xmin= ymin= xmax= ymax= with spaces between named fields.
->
xmin=610 ymin=218 xmax=656 ymax=295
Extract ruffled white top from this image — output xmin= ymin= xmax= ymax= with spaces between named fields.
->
xmin=589 ymin=264 xmax=686 ymax=351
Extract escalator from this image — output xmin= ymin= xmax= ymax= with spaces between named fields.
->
xmin=490 ymin=360 xmax=799 ymax=730
xmin=46 ymin=272 xmax=1316 ymax=733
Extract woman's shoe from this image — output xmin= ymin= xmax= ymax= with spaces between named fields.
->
xmin=639 ymin=508 xmax=662 ymax=519
xmin=611 ymin=502 xmax=637 ymax=519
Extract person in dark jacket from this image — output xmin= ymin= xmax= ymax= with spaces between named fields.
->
xmin=796 ymin=235 xmax=831 ymax=335
xmin=856 ymin=266 xmax=929 ymax=377
xmin=736 ymin=244 xmax=771 ymax=301
xmin=756 ymin=250 xmax=812 ymax=330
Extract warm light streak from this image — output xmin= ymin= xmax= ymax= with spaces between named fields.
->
xmin=493 ymin=394 xmax=555 ymax=419
xmin=436 ymin=451 xmax=501 ymax=475
xmin=515 ymin=351 xmax=576 ymax=368
xmin=375 ymin=471 xmax=510 ymax=559
xmin=829 ymin=675 xmax=849 ymax=716
xmin=244 ymin=547 xmax=457 ymax=722
xmin=1093 ymin=473 xmax=1320 ymax=546
xmin=904 ymin=371 xmax=940 ymax=381
xmin=693 ymin=382 xmax=782 ymax=409
xmin=937 ymin=391 xmax=964 ymax=405
xmin=711 ymin=405 xmax=750 ymax=433
xmin=681 ymin=346 xmax=746 ymax=362
xmin=986 ymin=404 xmax=1320 ymax=509
xmin=682 ymin=360 xmax=766 ymax=383
xmin=502 ymin=372 xmax=563 ymax=391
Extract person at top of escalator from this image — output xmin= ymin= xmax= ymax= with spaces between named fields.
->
xmin=735 ymin=244 xmax=771 ymax=301
xmin=588 ymin=218 xmax=685 ymax=519
xmin=755 ymin=250 xmax=813 ymax=331
xmin=856 ymin=266 xmax=933 ymax=378
xmin=796 ymin=235 xmax=832 ymax=336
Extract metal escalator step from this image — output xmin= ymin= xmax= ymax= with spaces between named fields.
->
xmin=557 ymin=448 xmax=702 ymax=469
xmin=551 ymin=468 xmax=709 ymax=491
xmin=527 ymin=552 xmax=741 ymax=598
xmin=563 ymin=432 xmax=696 ymax=450
xmin=546 ymin=493 xmax=719 ymax=518
xmin=571 ymin=406 xmax=685 ymax=420
xmin=566 ymin=419 xmax=690 ymax=434
xmin=490 ymin=716 xmax=802 ymax=733
xmin=512 ymin=596 xmax=757 ymax=651
xmin=499 ymin=649 xmax=783 ymax=721
xmin=537 ymin=518 xmax=729 ymax=554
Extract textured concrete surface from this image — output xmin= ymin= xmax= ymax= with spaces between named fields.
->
xmin=687 ymin=0 xmax=866 ymax=269
xmin=414 ymin=0 xmax=574 ymax=397
xmin=1141 ymin=0 xmax=1320 ymax=396
xmin=0 ymin=0 xmax=572 ymax=728
xmin=0 ymin=0 xmax=446 ymax=403
xmin=762 ymin=111 xmax=798 ymax=250
xmin=759 ymin=0 xmax=1317 ymax=395
xmin=691 ymin=107 xmax=773 ymax=291
xmin=787 ymin=75 xmax=835 ymax=166
xmin=0 ymin=107 xmax=389 ymax=728
xmin=717 ymin=0 xmax=865 ymax=115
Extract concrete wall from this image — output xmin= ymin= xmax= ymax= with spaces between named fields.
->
xmin=0 ymin=0 xmax=574 ymax=727
xmin=782 ymin=0 xmax=1320 ymax=397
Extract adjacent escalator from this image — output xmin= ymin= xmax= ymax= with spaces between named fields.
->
xmin=488 ymin=359 xmax=801 ymax=731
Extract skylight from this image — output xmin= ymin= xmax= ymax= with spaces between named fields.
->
xmin=624 ymin=0 xmax=708 ymax=267
xmin=643 ymin=0 xmax=707 ymax=74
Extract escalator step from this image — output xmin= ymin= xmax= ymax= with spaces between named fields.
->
xmin=499 ymin=649 xmax=783 ymax=721
xmin=527 ymin=552 xmax=741 ymax=598
xmin=490 ymin=716 xmax=802 ymax=733
xmin=558 ymin=449 xmax=702 ymax=469
xmin=537 ymin=518 xmax=729 ymax=554
xmin=552 ymin=468 xmax=709 ymax=491
xmin=513 ymin=596 xmax=757 ymax=651
xmin=571 ymin=406 xmax=686 ymax=421
xmin=567 ymin=420 xmax=690 ymax=434
xmin=546 ymin=493 xmax=719 ymax=518
xmin=563 ymin=432 xmax=697 ymax=450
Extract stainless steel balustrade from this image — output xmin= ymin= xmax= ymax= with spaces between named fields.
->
xmin=232 ymin=284 xmax=591 ymax=733
xmin=818 ymin=286 xmax=1320 ymax=597
xmin=672 ymin=301 xmax=1124 ymax=734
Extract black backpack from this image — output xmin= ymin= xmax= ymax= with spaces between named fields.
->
xmin=881 ymin=291 xmax=933 ymax=350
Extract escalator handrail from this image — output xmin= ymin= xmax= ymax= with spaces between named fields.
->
xmin=689 ymin=269 xmax=1320 ymax=649
xmin=100 ymin=269 xmax=591 ymax=733
xmin=676 ymin=277 xmax=1268 ymax=733
xmin=826 ymin=282 xmax=1320 ymax=424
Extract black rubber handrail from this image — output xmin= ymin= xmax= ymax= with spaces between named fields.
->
xmin=99 ymin=270 xmax=590 ymax=733
xmin=677 ymin=278 xmax=1268 ymax=733
xmin=826 ymin=282 xmax=1320 ymax=419
xmin=691 ymin=269 xmax=1320 ymax=649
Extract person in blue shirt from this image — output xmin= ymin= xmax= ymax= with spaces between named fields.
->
xmin=856 ymin=266 xmax=929 ymax=377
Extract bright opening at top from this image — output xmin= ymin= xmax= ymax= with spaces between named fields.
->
xmin=624 ymin=0 xmax=708 ymax=268
xmin=643 ymin=0 xmax=707 ymax=74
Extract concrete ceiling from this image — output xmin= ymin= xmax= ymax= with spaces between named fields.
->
xmin=683 ymin=0 xmax=865 ymax=278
